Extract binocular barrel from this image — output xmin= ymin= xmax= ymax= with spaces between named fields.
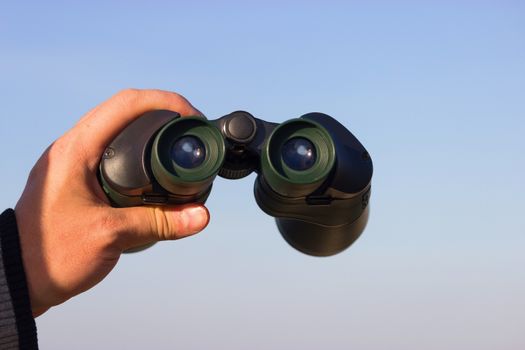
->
xmin=151 ymin=116 xmax=225 ymax=197
xmin=260 ymin=118 xmax=336 ymax=198
xmin=99 ymin=110 xmax=373 ymax=256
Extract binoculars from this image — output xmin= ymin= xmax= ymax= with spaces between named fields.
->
xmin=99 ymin=110 xmax=373 ymax=256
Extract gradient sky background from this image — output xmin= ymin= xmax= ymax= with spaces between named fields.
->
xmin=1 ymin=1 xmax=524 ymax=349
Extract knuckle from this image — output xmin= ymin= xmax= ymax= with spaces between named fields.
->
xmin=27 ymin=163 xmax=41 ymax=184
xmin=47 ymin=134 xmax=87 ymax=168
xmin=114 ymin=88 xmax=142 ymax=106
xmin=150 ymin=88 xmax=181 ymax=99
xmin=49 ymin=137 xmax=66 ymax=154
xmin=166 ymin=91 xmax=185 ymax=103
xmin=27 ymin=149 xmax=51 ymax=182
xmin=50 ymin=133 xmax=77 ymax=154
xmin=151 ymin=89 xmax=188 ymax=105
xmin=151 ymin=207 xmax=170 ymax=240
xmin=150 ymin=207 xmax=180 ymax=240
xmin=167 ymin=92 xmax=188 ymax=105
xmin=117 ymin=88 xmax=141 ymax=98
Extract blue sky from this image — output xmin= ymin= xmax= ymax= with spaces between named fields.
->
xmin=1 ymin=1 xmax=524 ymax=349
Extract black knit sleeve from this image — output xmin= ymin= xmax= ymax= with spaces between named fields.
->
xmin=0 ymin=209 xmax=38 ymax=349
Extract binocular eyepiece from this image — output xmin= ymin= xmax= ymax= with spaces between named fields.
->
xmin=99 ymin=110 xmax=373 ymax=256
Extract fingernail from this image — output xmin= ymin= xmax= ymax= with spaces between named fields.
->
xmin=185 ymin=206 xmax=209 ymax=234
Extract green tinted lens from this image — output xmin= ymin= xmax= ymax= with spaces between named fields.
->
xmin=171 ymin=135 xmax=207 ymax=169
xmin=281 ymin=137 xmax=317 ymax=171
xmin=151 ymin=116 xmax=225 ymax=196
xmin=261 ymin=119 xmax=335 ymax=197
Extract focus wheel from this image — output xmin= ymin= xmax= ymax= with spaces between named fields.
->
xmin=219 ymin=164 xmax=255 ymax=179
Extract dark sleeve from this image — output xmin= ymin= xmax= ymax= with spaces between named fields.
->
xmin=0 ymin=209 xmax=38 ymax=350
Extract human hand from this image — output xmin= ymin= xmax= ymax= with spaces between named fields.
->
xmin=14 ymin=89 xmax=210 ymax=317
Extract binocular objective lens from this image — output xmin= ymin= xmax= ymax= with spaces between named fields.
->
xmin=281 ymin=137 xmax=316 ymax=171
xmin=171 ymin=136 xmax=206 ymax=169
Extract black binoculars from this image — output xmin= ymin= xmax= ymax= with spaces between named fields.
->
xmin=99 ymin=110 xmax=373 ymax=256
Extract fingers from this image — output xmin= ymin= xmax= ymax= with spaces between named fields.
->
xmin=74 ymin=89 xmax=203 ymax=161
xmin=109 ymin=204 xmax=210 ymax=251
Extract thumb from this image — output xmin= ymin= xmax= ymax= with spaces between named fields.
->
xmin=113 ymin=205 xmax=209 ymax=250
